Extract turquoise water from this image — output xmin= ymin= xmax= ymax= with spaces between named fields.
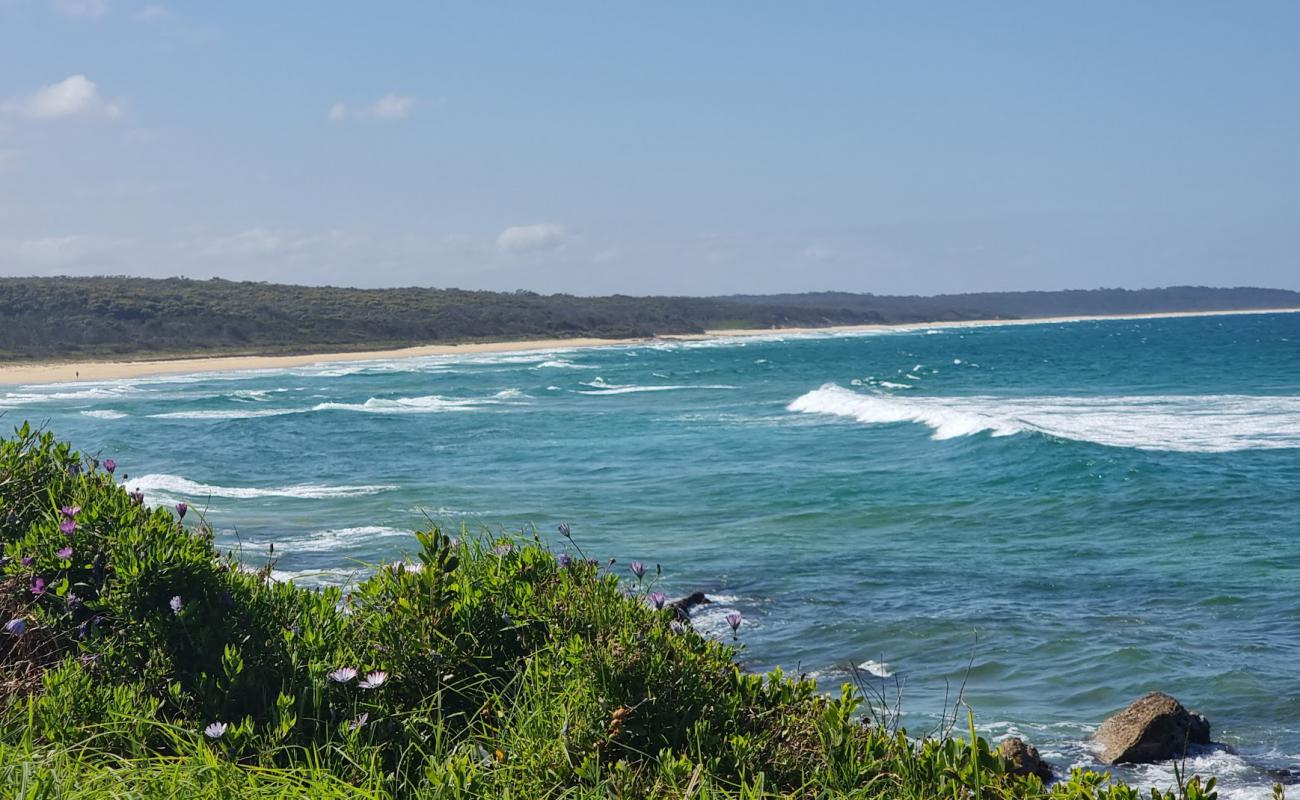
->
xmin=6 ymin=312 xmax=1300 ymax=796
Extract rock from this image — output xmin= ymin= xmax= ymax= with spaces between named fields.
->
xmin=999 ymin=737 xmax=1054 ymax=782
xmin=668 ymin=591 xmax=710 ymax=622
xmin=1093 ymin=692 xmax=1212 ymax=764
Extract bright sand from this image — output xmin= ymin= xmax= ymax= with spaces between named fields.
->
xmin=2 ymin=307 xmax=1297 ymax=386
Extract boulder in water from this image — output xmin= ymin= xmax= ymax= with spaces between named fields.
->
xmin=1093 ymin=692 xmax=1211 ymax=764
xmin=999 ymin=737 xmax=1054 ymax=782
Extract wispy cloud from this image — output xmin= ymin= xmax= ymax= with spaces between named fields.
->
xmin=51 ymin=0 xmax=108 ymax=19
xmin=497 ymin=223 xmax=567 ymax=253
xmin=132 ymin=3 xmax=171 ymax=23
xmin=2 ymin=75 xmax=122 ymax=120
xmin=328 ymin=94 xmax=415 ymax=123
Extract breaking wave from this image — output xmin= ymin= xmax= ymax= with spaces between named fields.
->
xmin=787 ymin=384 xmax=1300 ymax=452
xmin=128 ymin=474 xmax=396 ymax=502
xmin=149 ymin=408 xmax=303 ymax=420
xmin=577 ymin=377 xmax=739 ymax=396
xmin=312 ymin=390 xmax=525 ymax=414
xmin=257 ymin=525 xmax=412 ymax=554
xmin=80 ymin=409 xmax=128 ymax=420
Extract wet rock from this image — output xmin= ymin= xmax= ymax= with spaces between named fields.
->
xmin=999 ymin=737 xmax=1054 ymax=782
xmin=1093 ymin=692 xmax=1212 ymax=764
xmin=668 ymin=591 xmax=710 ymax=622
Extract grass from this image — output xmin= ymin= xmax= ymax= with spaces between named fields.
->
xmin=0 ymin=424 xmax=1226 ymax=799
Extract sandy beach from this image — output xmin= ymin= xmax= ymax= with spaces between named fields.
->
xmin=2 ymin=307 xmax=1297 ymax=386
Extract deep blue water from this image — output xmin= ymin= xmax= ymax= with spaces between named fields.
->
xmin=5 ymin=312 xmax=1300 ymax=796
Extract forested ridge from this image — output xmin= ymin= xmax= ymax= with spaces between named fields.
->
xmin=0 ymin=276 xmax=1296 ymax=361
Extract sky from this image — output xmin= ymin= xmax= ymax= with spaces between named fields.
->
xmin=1 ymin=2 xmax=1297 ymax=296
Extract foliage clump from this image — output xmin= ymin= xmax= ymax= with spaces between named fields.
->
xmin=0 ymin=424 xmax=1222 ymax=799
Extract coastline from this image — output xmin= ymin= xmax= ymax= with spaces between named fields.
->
xmin=2 ymin=306 xmax=1297 ymax=386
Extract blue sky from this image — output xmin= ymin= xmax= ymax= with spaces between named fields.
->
xmin=1 ymin=2 xmax=1297 ymax=295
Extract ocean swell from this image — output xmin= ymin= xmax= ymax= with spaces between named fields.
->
xmin=787 ymin=384 xmax=1300 ymax=453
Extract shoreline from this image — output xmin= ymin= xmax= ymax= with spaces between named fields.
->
xmin=2 ymin=306 xmax=1297 ymax=386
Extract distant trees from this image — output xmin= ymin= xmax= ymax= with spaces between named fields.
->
xmin=0 ymin=276 xmax=1294 ymax=362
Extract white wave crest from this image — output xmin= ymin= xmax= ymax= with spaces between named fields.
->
xmin=128 ymin=474 xmax=396 ymax=502
xmin=1 ymin=386 xmax=137 ymax=405
xmin=577 ymin=384 xmax=738 ymax=396
xmin=260 ymin=525 xmax=412 ymax=554
xmin=856 ymin=660 xmax=896 ymax=678
xmin=149 ymin=408 xmax=303 ymax=420
xmin=80 ymin=409 xmax=128 ymax=419
xmin=312 ymin=391 xmax=523 ymax=414
xmin=787 ymin=384 xmax=1300 ymax=452
xmin=534 ymin=359 xmax=595 ymax=370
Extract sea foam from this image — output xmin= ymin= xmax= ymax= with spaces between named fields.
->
xmin=128 ymin=474 xmax=396 ymax=502
xmin=788 ymin=384 xmax=1300 ymax=452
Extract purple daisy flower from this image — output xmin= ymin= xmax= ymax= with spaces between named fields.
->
xmin=169 ymin=595 xmax=183 ymax=614
xmin=175 ymin=502 xmax=188 ymax=520
xmin=348 ymin=712 xmax=369 ymax=731
xmin=726 ymin=612 xmax=743 ymax=634
xmin=328 ymin=667 xmax=357 ymax=684
xmin=669 ymin=620 xmax=686 ymax=635
xmin=20 ymin=556 xmax=33 ymax=566
xmin=204 ymin=721 xmax=227 ymax=739
xmin=59 ymin=506 xmax=80 ymax=519
xmin=557 ymin=522 xmax=571 ymax=538
xmin=103 ymin=459 xmax=116 ymax=474
xmin=56 ymin=546 xmax=72 ymax=560
xmin=630 ymin=561 xmax=645 ymax=579
xmin=358 ymin=671 xmax=388 ymax=689
xmin=649 ymin=591 xmax=666 ymax=609
xmin=556 ymin=553 xmax=572 ymax=567
xmin=59 ymin=519 xmax=76 ymax=535
xmin=4 ymin=618 xmax=26 ymax=636
xmin=491 ymin=543 xmax=512 ymax=556
xmin=31 ymin=577 xmax=46 ymax=597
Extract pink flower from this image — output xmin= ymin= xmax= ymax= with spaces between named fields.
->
xmin=56 ymin=546 xmax=72 ymax=560
xmin=31 ymin=577 xmax=46 ymax=597
xmin=103 ymin=459 xmax=116 ymax=474
xmin=328 ymin=667 xmax=357 ymax=684
xmin=59 ymin=519 xmax=76 ymax=535
xmin=358 ymin=671 xmax=388 ymax=689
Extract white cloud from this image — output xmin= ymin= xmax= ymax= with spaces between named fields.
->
xmin=328 ymin=94 xmax=415 ymax=123
xmin=497 ymin=223 xmax=567 ymax=253
xmin=52 ymin=0 xmax=108 ymax=19
xmin=198 ymin=227 xmax=370 ymax=260
xmin=2 ymin=75 xmax=122 ymax=120
xmin=132 ymin=3 xmax=171 ymax=23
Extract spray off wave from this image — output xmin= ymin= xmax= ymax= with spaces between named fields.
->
xmin=787 ymin=384 xmax=1300 ymax=453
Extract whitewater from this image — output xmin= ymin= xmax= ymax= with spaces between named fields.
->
xmin=4 ymin=311 xmax=1299 ymax=798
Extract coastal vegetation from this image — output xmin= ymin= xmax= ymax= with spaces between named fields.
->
xmin=0 ymin=425 xmax=1226 ymax=799
xmin=0 ymin=276 xmax=1296 ymax=362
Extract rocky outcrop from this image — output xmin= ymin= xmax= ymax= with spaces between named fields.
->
xmin=999 ymin=737 xmax=1054 ymax=782
xmin=1093 ymin=692 xmax=1211 ymax=764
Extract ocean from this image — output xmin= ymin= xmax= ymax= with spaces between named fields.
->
xmin=4 ymin=311 xmax=1299 ymax=797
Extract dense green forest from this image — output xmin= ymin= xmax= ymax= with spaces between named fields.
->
xmin=0 ymin=276 xmax=1296 ymax=362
